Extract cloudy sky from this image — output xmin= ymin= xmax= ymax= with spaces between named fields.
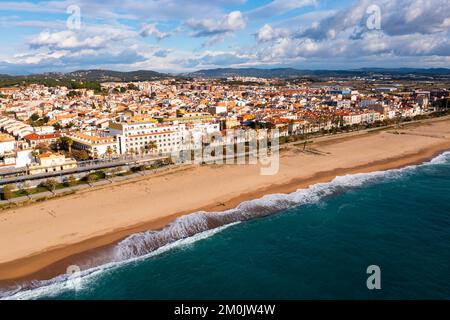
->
xmin=0 ymin=0 xmax=449 ymax=74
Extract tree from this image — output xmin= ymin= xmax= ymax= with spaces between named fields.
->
xmin=2 ymin=184 xmax=15 ymax=200
xmin=132 ymin=164 xmax=146 ymax=172
xmin=19 ymin=182 xmax=30 ymax=196
xmin=147 ymin=141 xmax=157 ymax=153
xmin=29 ymin=113 xmax=40 ymax=122
xmin=31 ymin=150 xmax=39 ymax=162
xmin=59 ymin=137 xmax=74 ymax=154
xmin=36 ymin=142 xmax=51 ymax=153
xmin=163 ymin=157 xmax=174 ymax=166
xmin=67 ymin=138 xmax=73 ymax=154
xmin=105 ymin=146 xmax=114 ymax=158
xmin=64 ymin=175 xmax=77 ymax=187
xmin=85 ymin=173 xmax=97 ymax=184
xmin=72 ymin=149 xmax=89 ymax=161
xmin=127 ymin=83 xmax=139 ymax=91
xmin=67 ymin=90 xmax=81 ymax=98
xmin=41 ymin=179 xmax=58 ymax=192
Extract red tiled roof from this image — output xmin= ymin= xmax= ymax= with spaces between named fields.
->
xmin=24 ymin=133 xmax=61 ymax=141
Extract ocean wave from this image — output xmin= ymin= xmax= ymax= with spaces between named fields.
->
xmin=2 ymin=150 xmax=449 ymax=299
xmin=114 ymin=154 xmax=443 ymax=261
xmin=425 ymin=151 xmax=450 ymax=165
xmin=113 ymin=172 xmax=398 ymax=261
xmin=1 ymin=223 xmax=239 ymax=300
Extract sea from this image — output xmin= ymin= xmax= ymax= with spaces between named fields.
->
xmin=2 ymin=151 xmax=450 ymax=300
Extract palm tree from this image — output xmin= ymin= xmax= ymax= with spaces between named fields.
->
xmin=66 ymin=138 xmax=73 ymax=154
xmin=147 ymin=141 xmax=157 ymax=153
xmin=331 ymin=115 xmax=341 ymax=131
xmin=31 ymin=150 xmax=39 ymax=162
xmin=105 ymin=146 xmax=114 ymax=158
xmin=59 ymin=137 xmax=74 ymax=154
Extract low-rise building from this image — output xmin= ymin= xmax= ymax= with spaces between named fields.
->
xmin=24 ymin=133 xmax=60 ymax=148
xmin=27 ymin=152 xmax=77 ymax=175
xmin=0 ymin=133 xmax=16 ymax=155
xmin=69 ymin=131 xmax=119 ymax=158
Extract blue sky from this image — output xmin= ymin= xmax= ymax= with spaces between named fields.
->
xmin=0 ymin=0 xmax=449 ymax=74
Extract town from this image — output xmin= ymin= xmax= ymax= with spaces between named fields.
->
xmin=0 ymin=75 xmax=449 ymax=201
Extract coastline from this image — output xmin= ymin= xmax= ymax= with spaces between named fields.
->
xmin=1 ymin=119 xmax=450 ymax=287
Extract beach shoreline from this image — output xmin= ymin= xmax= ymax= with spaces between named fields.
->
xmin=1 ymin=119 xmax=450 ymax=287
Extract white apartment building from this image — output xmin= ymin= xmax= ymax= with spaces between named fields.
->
xmin=342 ymin=111 xmax=381 ymax=126
xmin=342 ymin=113 xmax=362 ymax=126
xmin=108 ymin=118 xmax=221 ymax=156
xmin=360 ymin=111 xmax=381 ymax=123
xmin=108 ymin=120 xmax=186 ymax=155
xmin=183 ymin=121 xmax=221 ymax=149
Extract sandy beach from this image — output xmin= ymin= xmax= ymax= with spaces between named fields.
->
xmin=1 ymin=118 xmax=450 ymax=284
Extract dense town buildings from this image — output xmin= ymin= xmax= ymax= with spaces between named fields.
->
xmin=0 ymin=78 xmax=448 ymax=175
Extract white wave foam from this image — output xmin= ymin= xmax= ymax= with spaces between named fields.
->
xmin=2 ymin=223 xmax=239 ymax=300
xmin=2 ymin=150 xmax=449 ymax=300
xmin=59 ymin=162 xmax=414 ymax=271
xmin=425 ymin=151 xmax=450 ymax=165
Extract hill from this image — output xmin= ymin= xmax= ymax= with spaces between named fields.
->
xmin=66 ymin=69 xmax=168 ymax=82
xmin=0 ymin=69 xmax=170 ymax=88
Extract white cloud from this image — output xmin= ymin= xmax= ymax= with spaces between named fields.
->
xmin=30 ymin=30 xmax=106 ymax=50
xmin=186 ymin=11 xmax=246 ymax=38
xmin=255 ymin=24 xmax=289 ymax=43
xmin=140 ymin=23 xmax=174 ymax=40
xmin=256 ymin=29 xmax=450 ymax=64
xmin=0 ymin=0 xmax=246 ymax=21
xmin=296 ymin=0 xmax=450 ymax=40
xmin=13 ymin=50 xmax=69 ymax=65
xmin=28 ymin=23 xmax=137 ymax=51
xmin=6 ymin=46 xmax=148 ymax=73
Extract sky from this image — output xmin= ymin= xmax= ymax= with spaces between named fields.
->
xmin=0 ymin=0 xmax=449 ymax=74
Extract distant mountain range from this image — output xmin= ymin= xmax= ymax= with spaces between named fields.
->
xmin=185 ymin=67 xmax=450 ymax=78
xmin=185 ymin=68 xmax=306 ymax=78
xmin=1 ymin=67 xmax=449 ymax=87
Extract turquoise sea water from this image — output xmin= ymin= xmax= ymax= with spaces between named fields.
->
xmin=4 ymin=152 xmax=450 ymax=300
